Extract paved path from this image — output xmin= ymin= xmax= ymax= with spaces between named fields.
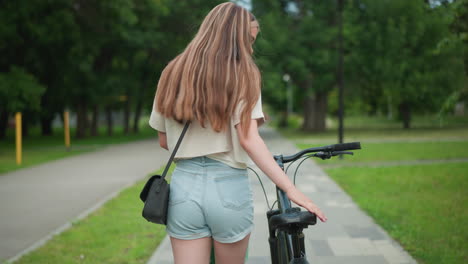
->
xmin=0 ymin=139 xmax=167 ymax=263
xmin=148 ymin=127 xmax=417 ymax=264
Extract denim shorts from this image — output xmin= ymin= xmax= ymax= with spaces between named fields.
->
xmin=166 ymin=156 xmax=254 ymax=243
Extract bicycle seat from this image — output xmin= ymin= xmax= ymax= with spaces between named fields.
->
xmin=269 ymin=207 xmax=317 ymax=231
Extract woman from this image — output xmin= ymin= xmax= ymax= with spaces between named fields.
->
xmin=149 ymin=2 xmax=327 ymax=263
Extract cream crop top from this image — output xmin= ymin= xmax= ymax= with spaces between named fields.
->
xmin=149 ymin=96 xmax=265 ymax=169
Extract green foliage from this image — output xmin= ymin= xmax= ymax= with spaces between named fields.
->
xmin=252 ymin=0 xmax=341 ymax=131
xmin=253 ymin=0 xmax=338 ymax=109
xmin=1 ymin=0 xmax=466 ymax=137
xmin=0 ymin=0 xmax=225 ymax=138
xmin=450 ymin=0 xmax=468 ymax=102
xmin=253 ymin=0 xmax=466 ymax=130
xmin=345 ymin=0 xmax=465 ymax=123
xmin=0 ymin=67 xmax=45 ymax=112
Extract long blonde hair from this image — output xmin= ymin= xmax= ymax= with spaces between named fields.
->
xmin=154 ymin=2 xmax=261 ymax=136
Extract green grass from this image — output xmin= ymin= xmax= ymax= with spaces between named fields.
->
xmin=280 ymin=114 xmax=468 ymax=264
xmin=272 ymin=114 xmax=468 ymax=130
xmin=326 ymin=163 xmax=468 ymax=264
xmin=12 ymin=170 xmax=168 ymax=264
xmin=280 ymin=126 xmax=468 ymax=143
xmin=0 ymin=125 xmax=156 ymax=174
xmin=297 ymin=141 xmax=468 ymax=164
xmin=275 ymin=114 xmax=468 ymax=143
xmin=324 ymin=115 xmax=468 ymax=129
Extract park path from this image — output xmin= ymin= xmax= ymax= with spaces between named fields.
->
xmin=0 ymin=139 xmax=167 ymax=263
xmin=148 ymin=126 xmax=417 ymax=264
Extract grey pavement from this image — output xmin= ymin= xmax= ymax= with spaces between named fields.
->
xmin=0 ymin=139 xmax=167 ymax=263
xmin=148 ymin=126 xmax=417 ymax=264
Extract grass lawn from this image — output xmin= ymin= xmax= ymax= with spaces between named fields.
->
xmin=279 ymin=114 xmax=468 ymax=264
xmin=0 ymin=126 xmax=156 ymax=174
xmin=326 ymin=163 xmax=468 ymax=264
xmin=297 ymin=141 xmax=468 ymax=165
xmin=276 ymin=115 xmax=468 ymax=143
xmin=12 ymin=170 xmax=167 ymax=264
xmin=281 ymin=126 xmax=468 ymax=143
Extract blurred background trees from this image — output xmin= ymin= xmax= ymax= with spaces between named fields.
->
xmin=0 ymin=0 xmax=224 ymax=139
xmin=345 ymin=0 xmax=465 ymax=128
xmin=253 ymin=0 xmax=466 ymax=131
xmin=0 ymin=0 xmax=466 ymax=140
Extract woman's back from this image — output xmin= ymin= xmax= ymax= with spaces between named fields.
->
xmin=150 ymin=95 xmax=264 ymax=169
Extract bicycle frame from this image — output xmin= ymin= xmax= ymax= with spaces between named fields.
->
xmin=266 ymin=142 xmax=361 ymax=264
xmin=267 ymin=155 xmax=309 ymax=264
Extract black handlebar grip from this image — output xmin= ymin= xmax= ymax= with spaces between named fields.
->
xmin=332 ymin=142 xmax=361 ymax=151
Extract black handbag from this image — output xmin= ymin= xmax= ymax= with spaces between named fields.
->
xmin=140 ymin=122 xmax=190 ymax=225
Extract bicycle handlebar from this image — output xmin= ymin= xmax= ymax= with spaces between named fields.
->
xmin=278 ymin=142 xmax=361 ymax=163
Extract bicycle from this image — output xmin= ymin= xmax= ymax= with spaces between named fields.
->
xmin=249 ymin=142 xmax=361 ymax=264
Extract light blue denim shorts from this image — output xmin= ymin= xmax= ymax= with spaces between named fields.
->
xmin=166 ymin=156 xmax=254 ymax=243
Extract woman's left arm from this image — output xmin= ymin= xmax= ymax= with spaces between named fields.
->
xmin=236 ymin=120 xmax=327 ymax=222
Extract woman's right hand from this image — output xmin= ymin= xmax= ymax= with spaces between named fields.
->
xmin=286 ymin=187 xmax=327 ymax=222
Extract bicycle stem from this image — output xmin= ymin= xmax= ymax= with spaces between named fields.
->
xmin=275 ymin=155 xmax=295 ymax=261
xmin=271 ymin=154 xmax=312 ymax=263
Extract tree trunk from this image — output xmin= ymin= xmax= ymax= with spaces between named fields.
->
xmin=387 ymin=96 xmax=393 ymax=120
xmin=302 ymin=91 xmax=328 ymax=132
xmin=278 ymin=111 xmax=289 ymax=128
xmin=76 ymin=103 xmax=88 ymax=138
xmin=399 ymin=102 xmax=411 ymax=129
xmin=0 ymin=109 xmax=8 ymax=140
xmin=22 ymin=113 xmax=30 ymax=138
xmin=106 ymin=106 xmax=113 ymax=136
xmin=90 ymin=105 xmax=99 ymax=136
xmin=123 ymin=99 xmax=130 ymax=135
xmin=368 ymin=99 xmax=378 ymax=115
xmin=133 ymin=98 xmax=143 ymax=133
xmin=40 ymin=116 xmax=54 ymax=136
xmin=133 ymin=49 xmax=155 ymax=134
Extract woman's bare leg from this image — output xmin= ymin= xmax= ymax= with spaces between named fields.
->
xmin=213 ymin=234 xmax=250 ymax=264
xmin=170 ymin=236 xmax=212 ymax=264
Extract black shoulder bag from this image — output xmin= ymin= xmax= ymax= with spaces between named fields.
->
xmin=139 ymin=122 xmax=190 ymax=225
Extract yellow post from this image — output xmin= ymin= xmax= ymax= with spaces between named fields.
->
xmin=64 ymin=111 xmax=71 ymax=150
xmin=15 ymin=112 xmax=22 ymax=165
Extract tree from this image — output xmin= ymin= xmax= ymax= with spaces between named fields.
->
xmin=253 ymin=0 xmax=339 ymax=132
xmin=1 ymin=0 xmax=229 ymax=140
xmin=346 ymin=0 xmax=465 ymax=128
xmin=0 ymin=67 xmax=45 ymax=139
xmin=450 ymin=0 xmax=468 ymax=105
xmin=128 ymin=0 xmax=225 ymax=134
xmin=0 ymin=0 xmax=77 ymax=136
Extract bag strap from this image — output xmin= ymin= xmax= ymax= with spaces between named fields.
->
xmin=161 ymin=122 xmax=190 ymax=179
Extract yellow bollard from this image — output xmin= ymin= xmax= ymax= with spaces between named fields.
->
xmin=64 ymin=111 xmax=71 ymax=150
xmin=15 ymin=112 xmax=22 ymax=165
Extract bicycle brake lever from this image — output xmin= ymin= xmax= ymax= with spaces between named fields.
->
xmin=315 ymin=151 xmax=332 ymax=160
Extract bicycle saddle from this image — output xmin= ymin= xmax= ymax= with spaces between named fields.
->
xmin=269 ymin=207 xmax=317 ymax=230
